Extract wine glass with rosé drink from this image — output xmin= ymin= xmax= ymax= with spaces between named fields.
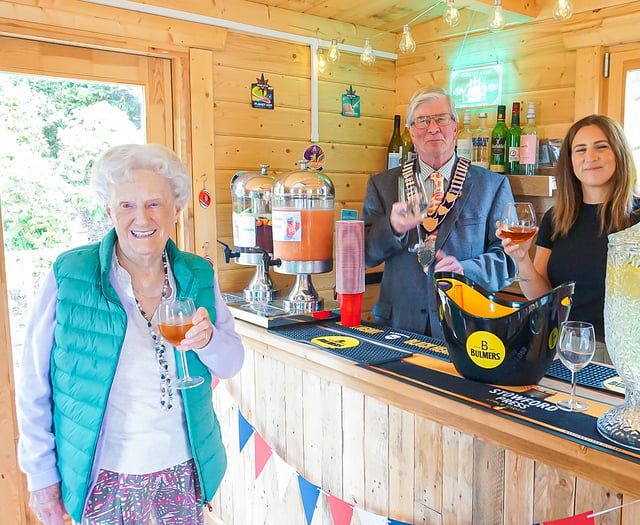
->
xmin=501 ymin=201 xmax=537 ymax=282
xmin=158 ymin=297 xmax=204 ymax=389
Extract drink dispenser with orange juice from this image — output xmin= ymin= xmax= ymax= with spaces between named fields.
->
xmin=272 ymin=159 xmax=335 ymax=313
xmin=228 ymin=164 xmax=277 ymax=303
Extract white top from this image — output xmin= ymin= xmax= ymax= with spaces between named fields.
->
xmin=100 ymin=255 xmax=190 ymax=474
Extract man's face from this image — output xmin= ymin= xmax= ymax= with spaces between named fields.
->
xmin=408 ymin=98 xmax=458 ymax=168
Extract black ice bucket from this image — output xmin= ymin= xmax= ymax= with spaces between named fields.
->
xmin=434 ymin=272 xmax=574 ymax=386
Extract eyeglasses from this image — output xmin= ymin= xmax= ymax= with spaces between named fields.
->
xmin=411 ymin=114 xmax=454 ymax=129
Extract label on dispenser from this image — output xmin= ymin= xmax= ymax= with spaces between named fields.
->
xmin=272 ymin=210 xmax=302 ymax=242
xmin=232 ymin=212 xmax=257 ymax=247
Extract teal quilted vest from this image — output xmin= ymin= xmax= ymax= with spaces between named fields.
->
xmin=51 ymin=230 xmax=226 ymax=522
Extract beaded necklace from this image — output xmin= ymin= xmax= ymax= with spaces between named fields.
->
xmin=134 ymin=250 xmax=173 ymax=411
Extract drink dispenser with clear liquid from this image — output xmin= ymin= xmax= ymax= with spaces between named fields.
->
xmin=272 ymin=159 xmax=335 ymax=313
xmin=225 ymin=164 xmax=277 ymax=303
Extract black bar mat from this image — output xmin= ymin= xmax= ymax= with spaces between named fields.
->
xmin=320 ymin=320 xmax=450 ymax=361
xmin=268 ymin=323 xmax=410 ymax=365
xmin=546 ymin=359 xmax=623 ymax=393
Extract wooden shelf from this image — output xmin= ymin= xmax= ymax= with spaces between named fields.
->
xmin=507 ymin=174 xmax=556 ymax=197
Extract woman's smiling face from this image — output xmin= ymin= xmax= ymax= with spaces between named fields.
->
xmin=106 ymin=167 xmax=180 ymax=265
xmin=571 ymin=124 xmax=616 ymax=200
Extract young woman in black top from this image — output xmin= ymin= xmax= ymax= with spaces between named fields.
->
xmin=496 ymin=114 xmax=640 ymax=363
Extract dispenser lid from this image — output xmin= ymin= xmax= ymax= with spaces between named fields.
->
xmin=230 ymin=164 xmax=276 ymax=198
xmin=273 ymin=160 xmax=335 ymax=197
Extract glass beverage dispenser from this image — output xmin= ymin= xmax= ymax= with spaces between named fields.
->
xmin=229 ymin=164 xmax=277 ymax=303
xmin=598 ymin=225 xmax=640 ymax=450
xmin=272 ymin=160 xmax=335 ymax=313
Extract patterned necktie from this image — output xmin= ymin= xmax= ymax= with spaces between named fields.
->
xmin=423 ymin=171 xmax=444 ymax=229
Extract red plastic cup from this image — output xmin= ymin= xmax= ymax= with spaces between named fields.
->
xmin=339 ymin=292 xmax=363 ymax=327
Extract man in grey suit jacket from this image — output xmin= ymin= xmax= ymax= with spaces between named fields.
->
xmin=362 ymin=86 xmax=515 ymax=338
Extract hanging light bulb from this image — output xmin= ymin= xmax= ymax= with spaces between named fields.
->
xmin=328 ymin=39 xmax=341 ymax=62
xmin=398 ymin=25 xmax=417 ymax=54
xmin=316 ymin=48 xmax=328 ymax=73
xmin=443 ymin=0 xmax=460 ymax=28
xmin=488 ymin=0 xmax=506 ymax=32
xmin=552 ymin=0 xmax=573 ymax=21
xmin=360 ymin=39 xmax=376 ymax=65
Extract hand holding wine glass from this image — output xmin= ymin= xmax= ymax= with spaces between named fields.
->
xmin=158 ymin=297 xmax=205 ymax=390
xmin=500 ymin=201 xmax=537 ymax=282
xmin=556 ymin=321 xmax=596 ymax=412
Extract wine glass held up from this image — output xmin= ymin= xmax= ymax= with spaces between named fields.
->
xmin=398 ymin=168 xmax=430 ymax=253
xmin=556 ymin=321 xmax=596 ymax=413
xmin=501 ymin=201 xmax=537 ymax=282
xmin=158 ymin=297 xmax=205 ymax=390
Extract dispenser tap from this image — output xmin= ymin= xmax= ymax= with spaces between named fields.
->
xmin=216 ymin=240 xmax=240 ymax=264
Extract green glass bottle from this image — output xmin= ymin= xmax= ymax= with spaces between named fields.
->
xmin=507 ymin=102 xmax=522 ymax=175
xmin=387 ymin=114 xmax=402 ymax=169
xmin=490 ymin=105 xmax=508 ymax=174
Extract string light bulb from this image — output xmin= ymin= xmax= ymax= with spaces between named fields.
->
xmin=398 ymin=25 xmax=417 ymax=54
xmin=443 ymin=0 xmax=460 ymax=28
xmin=552 ymin=0 xmax=573 ymax=21
xmin=328 ymin=39 xmax=341 ymax=62
xmin=316 ymin=48 xmax=328 ymax=73
xmin=360 ymin=39 xmax=376 ymax=65
xmin=488 ymin=0 xmax=506 ymax=32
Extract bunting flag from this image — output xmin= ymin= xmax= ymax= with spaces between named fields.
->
xmin=238 ymin=411 xmax=254 ymax=452
xmin=271 ymin=452 xmax=296 ymax=502
xmin=210 ymin=376 xmax=220 ymax=390
xmin=297 ymin=475 xmax=321 ymax=525
xmin=254 ymin=432 xmax=273 ymax=478
xmin=533 ymin=510 xmax=595 ymax=524
xmin=356 ymin=507 xmax=389 ymax=525
xmin=327 ymin=493 xmax=354 ymax=525
xmin=229 ymin=392 xmax=614 ymax=525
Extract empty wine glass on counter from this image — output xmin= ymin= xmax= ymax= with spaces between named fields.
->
xmin=158 ymin=297 xmax=204 ymax=389
xmin=501 ymin=201 xmax=537 ymax=282
xmin=556 ymin=321 xmax=596 ymax=412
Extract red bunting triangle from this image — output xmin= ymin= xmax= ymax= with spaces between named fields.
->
xmin=254 ymin=432 xmax=272 ymax=479
xmin=210 ymin=376 xmax=220 ymax=390
xmin=327 ymin=493 xmax=354 ymax=525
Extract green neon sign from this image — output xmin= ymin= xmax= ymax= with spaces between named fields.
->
xmin=449 ymin=62 xmax=503 ymax=109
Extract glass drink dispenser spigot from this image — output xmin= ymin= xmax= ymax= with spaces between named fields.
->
xmin=272 ymin=159 xmax=335 ymax=313
xmin=229 ymin=164 xmax=277 ymax=303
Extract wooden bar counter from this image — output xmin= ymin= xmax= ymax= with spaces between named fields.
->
xmin=210 ymin=320 xmax=640 ymax=525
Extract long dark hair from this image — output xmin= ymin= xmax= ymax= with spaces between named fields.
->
xmin=553 ymin=114 xmax=637 ymax=238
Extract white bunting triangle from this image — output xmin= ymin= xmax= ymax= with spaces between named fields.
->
xmin=272 ymin=451 xmax=296 ymax=502
xmin=356 ymin=507 xmax=388 ymax=525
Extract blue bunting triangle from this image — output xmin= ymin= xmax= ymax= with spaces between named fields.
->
xmin=389 ymin=519 xmax=413 ymax=525
xmin=238 ymin=410 xmax=254 ymax=452
xmin=297 ymin=474 xmax=321 ymax=525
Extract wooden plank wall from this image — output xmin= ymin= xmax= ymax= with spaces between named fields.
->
xmin=209 ymin=330 xmax=640 ymax=525
xmin=209 ymin=31 xmax=395 ymax=318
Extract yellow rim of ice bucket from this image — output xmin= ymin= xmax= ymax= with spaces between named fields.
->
xmin=436 ymin=277 xmax=519 ymax=319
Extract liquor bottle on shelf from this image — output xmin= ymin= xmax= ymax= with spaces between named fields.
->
xmin=490 ymin=104 xmax=508 ymax=174
xmin=456 ymin=110 xmax=473 ymax=160
xmin=472 ymin=111 xmax=490 ymax=169
xmin=519 ymin=102 xmax=539 ymax=175
xmin=401 ymin=123 xmax=414 ymax=165
xmin=507 ymin=102 xmax=522 ymax=175
xmin=387 ymin=114 xmax=402 ymax=169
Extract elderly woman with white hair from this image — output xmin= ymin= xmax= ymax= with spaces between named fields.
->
xmin=16 ymin=143 xmax=244 ymax=525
